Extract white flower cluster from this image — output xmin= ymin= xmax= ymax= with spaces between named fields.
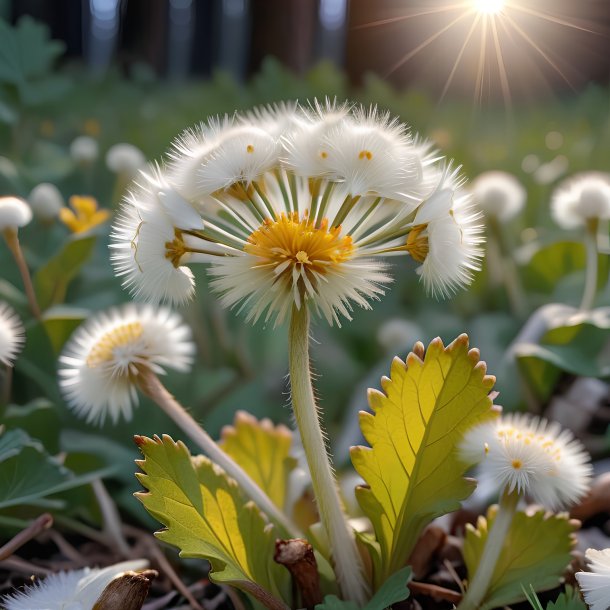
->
xmin=460 ymin=413 xmax=591 ymax=510
xmin=551 ymin=172 xmax=610 ymax=229
xmin=0 ymin=302 xmax=25 ymax=366
xmin=471 ymin=170 xmax=526 ymax=221
xmin=111 ymin=100 xmax=483 ymax=326
xmin=576 ymin=548 xmax=610 ymax=610
xmin=58 ymin=304 xmax=195 ymax=424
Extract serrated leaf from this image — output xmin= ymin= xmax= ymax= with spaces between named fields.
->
xmin=546 ymin=587 xmax=586 ymax=610
xmin=350 ymin=334 xmax=496 ymax=587
xmin=34 ymin=234 xmax=96 ymax=310
xmin=219 ymin=410 xmax=297 ymax=511
xmin=464 ymin=507 xmax=578 ymax=610
xmin=135 ymin=435 xmax=291 ymax=609
xmin=315 ymin=567 xmax=412 ymax=610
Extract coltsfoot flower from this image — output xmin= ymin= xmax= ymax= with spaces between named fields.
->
xmin=575 ymin=548 xmax=610 ymax=610
xmin=58 ymin=304 xmax=195 ymax=424
xmin=0 ymin=196 xmax=32 ymax=231
xmin=2 ymin=559 xmax=148 ymax=610
xmin=111 ymin=101 xmax=483 ymax=325
xmin=471 ymin=170 xmax=526 ymax=221
xmin=59 ymin=195 xmax=110 ymax=234
xmin=551 ymin=172 xmax=610 ymax=229
xmin=460 ymin=413 xmax=592 ymax=510
xmin=0 ymin=302 xmax=25 ymax=366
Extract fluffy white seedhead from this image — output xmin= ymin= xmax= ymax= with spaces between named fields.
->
xmin=576 ymin=548 xmax=610 ymax=610
xmin=70 ymin=135 xmax=99 ymax=164
xmin=0 ymin=302 xmax=25 ymax=366
xmin=551 ymin=172 xmax=610 ymax=229
xmin=471 ymin=170 xmax=527 ymax=221
xmin=28 ymin=183 xmax=64 ymax=221
xmin=2 ymin=560 xmax=148 ymax=610
xmin=460 ymin=413 xmax=592 ymax=510
xmin=0 ymin=196 xmax=32 ymax=231
xmin=58 ymin=304 xmax=195 ymax=424
xmin=106 ymin=143 xmax=147 ymax=177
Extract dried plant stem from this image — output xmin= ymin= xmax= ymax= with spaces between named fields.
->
xmin=0 ymin=513 xmax=53 ymax=561
xmin=92 ymin=478 xmax=131 ymax=556
xmin=3 ymin=228 xmax=41 ymax=319
xmin=136 ymin=368 xmax=300 ymax=539
xmin=288 ymin=305 xmax=369 ymax=605
xmin=580 ymin=219 xmax=599 ymax=311
xmin=457 ymin=490 xmax=519 ymax=610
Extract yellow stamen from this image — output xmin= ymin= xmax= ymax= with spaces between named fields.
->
xmin=405 ymin=224 xmax=429 ymax=263
xmin=245 ymin=212 xmax=354 ymax=291
xmin=320 ymin=151 xmax=328 ymax=159
xmin=511 ymin=459 xmax=523 ymax=470
xmin=358 ymin=150 xmax=373 ymax=160
xmin=86 ymin=322 xmax=143 ymax=368
xmin=165 ymin=230 xmax=189 ymax=267
xmin=246 ymin=144 xmax=254 ymax=153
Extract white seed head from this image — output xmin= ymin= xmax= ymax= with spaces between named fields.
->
xmin=0 ymin=302 xmax=25 ymax=366
xmin=460 ymin=413 xmax=592 ymax=511
xmin=0 ymin=196 xmax=32 ymax=231
xmin=58 ymin=304 xmax=195 ymax=424
xmin=551 ymin=172 xmax=610 ymax=229
xmin=575 ymin=548 xmax=610 ymax=610
xmin=106 ymin=143 xmax=147 ymax=177
xmin=70 ymin=135 xmax=99 ymax=164
xmin=471 ymin=170 xmax=526 ymax=221
xmin=2 ymin=560 xmax=148 ymax=610
xmin=28 ymin=183 xmax=64 ymax=221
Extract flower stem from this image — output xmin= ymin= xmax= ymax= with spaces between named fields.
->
xmin=136 ymin=368 xmax=300 ymax=539
xmin=457 ymin=490 xmax=520 ymax=610
xmin=580 ymin=219 xmax=599 ymax=311
xmin=3 ymin=228 xmax=41 ymax=319
xmin=288 ymin=305 xmax=369 ymax=605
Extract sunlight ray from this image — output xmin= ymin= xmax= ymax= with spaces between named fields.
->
xmin=354 ymin=3 xmax=470 ymax=30
xmin=490 ymin=15 xmax=512 ymax=109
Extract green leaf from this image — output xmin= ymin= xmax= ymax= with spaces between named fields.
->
xmin=34 ymin=234 xmax=96 ymax=310
xmin=135 ymin=435 xmax=291 ymax=609
xmin=315 ymin=567 xmax=412 ymax=610
xmin=464 ymin=507 xmax=578 ymax=610
xmin=219 ymin=410 xmax=297 ymax=511
xmin=0 ymin=428 xmax=116 ymax=510
xmin=351 ymin=335 xmax=496 ymax=587
xmin=3 ymin=399 xmax=61 ymax=453
xmin=546 ymin=587 xmax=586 ymax=610
xmin=42 ymin=306 xmax=89 ymax=353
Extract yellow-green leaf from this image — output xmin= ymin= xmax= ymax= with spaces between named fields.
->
xmin=135 ymin=435 xmax=291 ymax=610
xmin=350 ymin=334 xmax=496 ymax=587
xmin=464 ymin=507 xmax=579 ymax=610
xmin=219 ymin=410 xmax=297 ymax=511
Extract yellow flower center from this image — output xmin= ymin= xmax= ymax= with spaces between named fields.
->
xmin=165 ymin=230 xmax=189 ymax=267
xmin=358 ymin=150 xmax=373 ymax=160
xmin=86 ymin=322 xmax=143 ymax=368
xmin=245 ymin=212 xmax=354 ymax=287
xmin=405 ymin=224 xmax=429 ymax=263
xmin=511 ymin=459 xmax=523 ymax=470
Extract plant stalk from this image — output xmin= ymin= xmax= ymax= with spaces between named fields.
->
xmin=580 ymin=218 xmax=599 ymax=311
xmin=288 ymin=305 xmax=369 ymax=605
xmin=457 ymin=490 xmax=520 ymax=610
xmin=3 ymin=228 xmax=41 ymax=319
xmin=136 ymin=368 xmax=300 ymax=539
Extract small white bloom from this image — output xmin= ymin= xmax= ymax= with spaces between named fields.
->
xmin=58 ymin=304 xmax=195 ymax=424
xmin=2 ymin=559 xmax=148 ymax=610
xmin=576 ymin=548 xmax=610 ymax=610
xmin=105 ymin=143 xmax=147 ymax=177
xmin=0 ymin=302 xmax=25 ymax=366
xmin=70 ymin=135 xmax=99 ymax=164
xmin=551 ymin=172 xmax=610 ymax=229
xmin=460 ymin=413 xmax=592 ymax=511
xmin=471 ymin=171 xmax=526 ymax=221
xmin=0 ymin=196 xmax=32 ymax=231
xmin=29 ymin=183 xmax=64 ymax=221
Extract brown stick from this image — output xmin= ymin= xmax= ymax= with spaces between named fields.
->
xmin=274 ymin=539 xmax=322 ymax=609
xmin=408 ymin=581 xmax=463 ymax=604
xmin=0 ymin=513 xmax=53 ymax=561
xmin=3 ymin=228 xmax=41 ymax=319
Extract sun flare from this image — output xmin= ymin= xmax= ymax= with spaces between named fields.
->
xmin=473 ymin=0 xmax=506 ymax=15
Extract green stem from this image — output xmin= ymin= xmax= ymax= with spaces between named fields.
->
xmin=288 ymin=305 xmax=369 ymax=605
xmin=580 ymin=219 xmax=599 ymax=311
xmin=458 ymin=490 xmax=519 ymax=610
xmin=137 ymin=368 xmax=300 ymax=539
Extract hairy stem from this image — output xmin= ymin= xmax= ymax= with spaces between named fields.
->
xmin=288 ymin=305 xmax=369 ymax=605
xmin=580 ymin=219 xmax=599 ymax=311
xmin=136 ymin=368 xmax=300 ymax=539
xmin=458 ymin=490 xmax=519 ymax=610
xmin=3 ymin=228 xmax=41 ymax=319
